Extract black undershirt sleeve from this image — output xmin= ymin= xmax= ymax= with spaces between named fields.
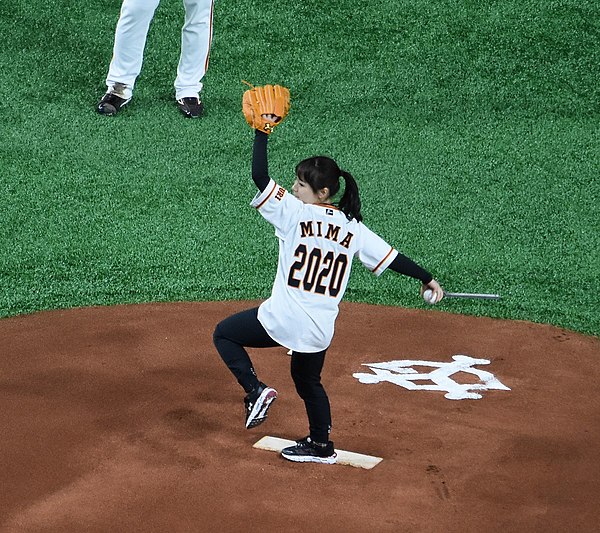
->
xmin=388 ymin=253 xmax=433 ymax=284
xmin=252 ymin=130 xmax=270 ymax=192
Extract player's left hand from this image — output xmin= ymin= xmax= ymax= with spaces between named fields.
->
xmin=421 ymin=279 xmax=444 ymax=304
xmin=262 ymin=113 xmax=280 ymax=122
xmin=242 ymin=83 xmax=290 ymax=134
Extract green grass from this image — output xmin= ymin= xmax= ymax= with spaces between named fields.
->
xmin=1 ymin=0 xmax=599 ymax=336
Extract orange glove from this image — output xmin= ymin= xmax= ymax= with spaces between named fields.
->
xmin=242 ymin=83 xmax=291 ymax=134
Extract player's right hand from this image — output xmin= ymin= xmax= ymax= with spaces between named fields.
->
xmin=421 ymin=280 xmax=444 ymax=304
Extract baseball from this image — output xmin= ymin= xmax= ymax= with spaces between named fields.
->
xmin=423 ymin=289 xmax=437 ymax=304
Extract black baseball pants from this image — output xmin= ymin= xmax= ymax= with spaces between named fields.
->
xmin=213 ymin=307 xmax=332 ymax=444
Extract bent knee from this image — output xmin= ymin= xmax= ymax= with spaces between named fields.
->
xmin=212 ymin=321 xmax=225 ymax=344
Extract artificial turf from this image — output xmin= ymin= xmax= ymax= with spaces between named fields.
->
xmin=1 ymin=0 xmax=598 ymax=336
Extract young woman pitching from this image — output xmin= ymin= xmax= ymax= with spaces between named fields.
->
xmin=213 ymin=87 xmax=443 ymax=464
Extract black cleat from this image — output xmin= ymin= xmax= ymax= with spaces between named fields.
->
xmin=244 ymin=382 xmax=277 ymax=429
xmin=97 ymin=84 xmax=131 ymax=116
xmin=177 ymin=96 xmax=204 ymax=118
xmin=281 ymin=436 xmax=337 ymax=464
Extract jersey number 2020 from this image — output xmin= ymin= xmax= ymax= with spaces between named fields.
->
xmin=287 ymin=244 xmax=348 ymax=297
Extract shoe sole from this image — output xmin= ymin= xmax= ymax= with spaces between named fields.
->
xmin=281 ymin=452 xmax=338 ymax=465
xmin=245 ymin=388 xmax=277 ymax=429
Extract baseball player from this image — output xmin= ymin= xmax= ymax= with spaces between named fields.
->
xmin=97 ymin=0 xmax=214 ymax=118
xmin=213 ymin=86 xmax=443 ymax=464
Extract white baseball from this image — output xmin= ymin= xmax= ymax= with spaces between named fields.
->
xmin=423 ymin=289 xmax=436 ymax=304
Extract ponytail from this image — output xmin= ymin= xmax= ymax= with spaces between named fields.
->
xmin=339 ymin=170 xmax=362 ymax=222
xmin=295 ymin=156 xmax=363 ymax=222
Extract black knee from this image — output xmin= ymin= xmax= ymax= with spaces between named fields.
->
xmin=213 ymin=320 xmax=225 ymax=346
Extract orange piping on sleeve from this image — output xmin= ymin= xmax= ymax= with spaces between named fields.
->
xmin=372 ymin=247 xmax=395 ymax=273
xmin=255 ymin=182 xmax=279 ymax=209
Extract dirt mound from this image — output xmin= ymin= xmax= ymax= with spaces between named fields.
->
xmin=1 ymin=301 xmax=598 ymax=532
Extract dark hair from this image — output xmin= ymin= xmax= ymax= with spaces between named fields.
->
xmin=295 ymin=156 xmax=363 ymax=222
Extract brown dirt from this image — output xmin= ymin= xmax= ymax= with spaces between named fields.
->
xmin=1 ymin=301 xmax=599 ymax=533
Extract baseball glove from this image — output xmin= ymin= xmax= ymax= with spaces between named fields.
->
xmin=242 ymin=82 xmax=290 ymax=134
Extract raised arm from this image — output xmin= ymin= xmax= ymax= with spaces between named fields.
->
xmin=252 ymin=130 xmax=270 ymax=192
xmin=242 ymin=84 xmax=290 ymax=192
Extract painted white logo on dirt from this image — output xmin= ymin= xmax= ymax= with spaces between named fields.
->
xmin=353 ymin=355 xmax=510 ymax=400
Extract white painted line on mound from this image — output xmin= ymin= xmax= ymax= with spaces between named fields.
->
xmin=253 ymin=436 xmax=383 ymax=470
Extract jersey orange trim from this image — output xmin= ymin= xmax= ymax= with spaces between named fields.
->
xmin=372 ymin=247 xmax=395 ymax=273
xmin=316 ymin=203 xmax=339 ymax=210
xmin=255 ymin=181 xmax=279 ymax=209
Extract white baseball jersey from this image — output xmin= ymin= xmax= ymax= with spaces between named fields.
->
xmin=251 ymin=179 xmax=398 ymax=353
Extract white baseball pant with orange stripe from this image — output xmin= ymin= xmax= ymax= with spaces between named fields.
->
xmin=105 ymin=0 xmax=214 ymax=100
